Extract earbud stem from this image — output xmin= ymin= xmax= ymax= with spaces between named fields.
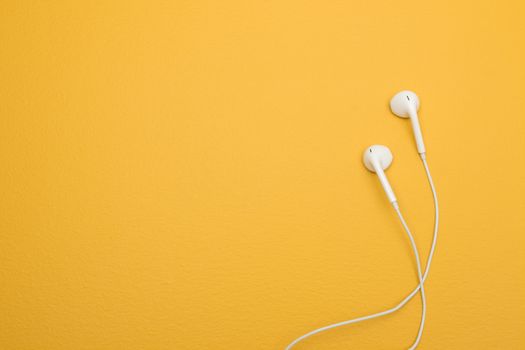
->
xmin=408 ymin=107 xmax=426 ymax=154
xmin=372 ymin=158 xmax=397 ymax=203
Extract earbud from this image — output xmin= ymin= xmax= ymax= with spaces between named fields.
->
xmin=390 ymin=90 xmax=425 ymax=154
xmin=363 ymin=145 xmax=397 ymax=204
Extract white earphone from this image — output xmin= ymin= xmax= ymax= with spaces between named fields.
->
xmin=286 ymin=90 xmax=439 ymax=350
xmin=363 ymin=145 xmax=396 ymax=203
xmin=390 ymin=90 xmax=425 ymax=154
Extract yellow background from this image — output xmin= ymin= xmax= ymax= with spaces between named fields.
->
xmin=1 ymin=1 xmax=525 ymax=349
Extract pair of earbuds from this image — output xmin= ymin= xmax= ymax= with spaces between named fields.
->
xmin=364 ymin=90 xmax=424 ymax=203
xmin=287 ymin=90 xmax=439 ymax=350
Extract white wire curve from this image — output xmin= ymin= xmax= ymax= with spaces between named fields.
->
xmin=285 ymin=154 xmax=439 ymax=350
xmin=393 ymin=203 xmax=426 ymax=350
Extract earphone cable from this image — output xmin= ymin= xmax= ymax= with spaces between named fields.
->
xmin=392 ymin=202 xmax=426 ymax=350
xmin=284 ymin=154 xmax=439 ymax=350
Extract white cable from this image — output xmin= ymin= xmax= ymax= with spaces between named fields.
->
xmin=285 ymin=154 xmax=439 ymax=350
xmin=403 ymin=154 xmax=439 ymax=349
xmin=393 ymin=202 xmax=426 ymax=350
xmin=285 ymin=204 xmax=426 ymax=350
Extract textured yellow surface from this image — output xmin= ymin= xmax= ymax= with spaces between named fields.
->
xmin=1 ymin=1 xmax=525 ymax=349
